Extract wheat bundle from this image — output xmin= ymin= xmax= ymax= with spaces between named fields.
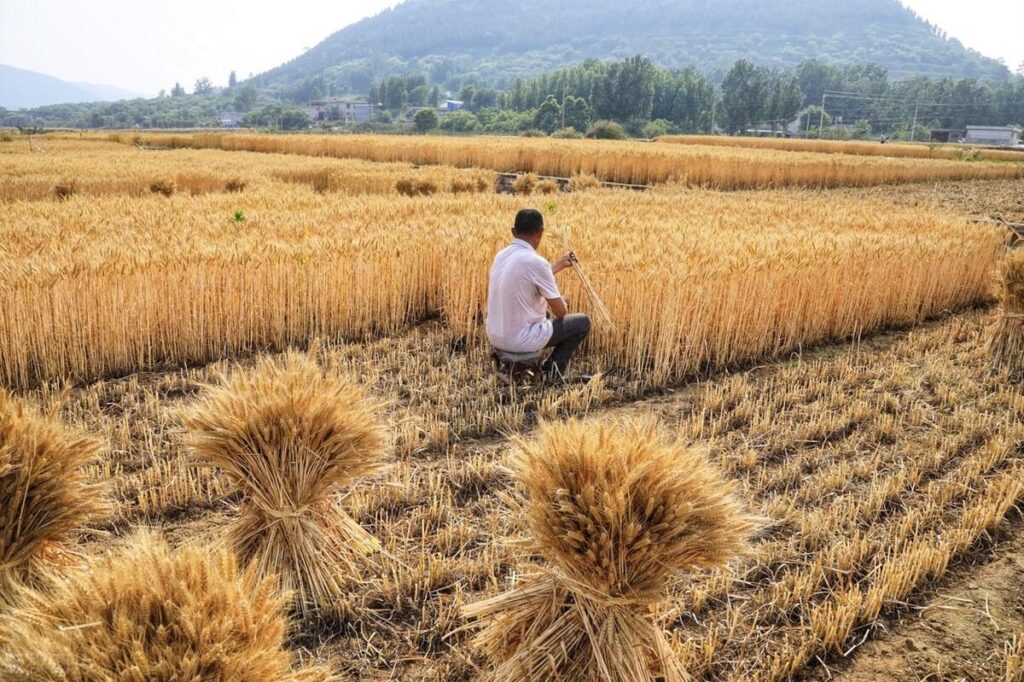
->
xmin=0 ymin=531 xmax=334 ymax=681
xmin=0 ymin=392 xmax=107 ymax=596
xmin=990 ymin=250 xmax=1024 ymax=374
xmin=464 ymin=418 xmax=752 ymax=681
xmin=182 ymin=353 xmax=388 ymax=618
xmin=558 ymin=230 xmax=615 ymax=328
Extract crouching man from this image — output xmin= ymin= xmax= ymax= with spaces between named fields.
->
xmin=486 ymin=208 xmax=591 ymax=380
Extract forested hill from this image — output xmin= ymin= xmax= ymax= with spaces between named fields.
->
xmin=256 ymin=0 xmax=1009 ymax=93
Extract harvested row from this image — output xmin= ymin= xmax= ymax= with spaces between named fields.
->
xmin=0 ymin=137 xmax=495 ymax=202
xmin=656 ymin=134 xmax=1024 ymax=162
xmin=18 ymin=309 xmax=1021 ymax=680
xmin=117 ymin=131 xmax=1024 ymax=188
xmin=0 ymin=187 xmax=1003 ymax=388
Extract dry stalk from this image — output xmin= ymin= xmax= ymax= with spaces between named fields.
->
xmin=0 ymin=391 xmax=107 ymax=597
xmin=989 ymin=249 xmax=1024 ymax=374
xmin=464 ymin=418 xmax=752 ymax=681
xmin=182 ymin=352 xmax=388 ymax=618
xmin=0 ymin=531 xmax=335 ymax=681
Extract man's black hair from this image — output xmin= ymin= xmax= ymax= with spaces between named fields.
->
xmin=513 ymin=208 xmax=545 ymax=237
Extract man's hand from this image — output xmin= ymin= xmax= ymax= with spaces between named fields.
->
xmin=551 ymin=251 xmax=577 ymax=275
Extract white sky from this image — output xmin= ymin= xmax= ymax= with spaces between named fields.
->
xmin=0 ymin=0 xmax=1021 ymax=96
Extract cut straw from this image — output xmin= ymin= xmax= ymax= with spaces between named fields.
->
xmin=557 ymin=227 xmax=614 ymax=328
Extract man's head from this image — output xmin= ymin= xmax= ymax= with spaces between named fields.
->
xmin=513 ymin=208 xmax=544 ymax=248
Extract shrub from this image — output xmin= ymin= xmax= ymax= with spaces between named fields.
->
xmin=52 ymin=180 xmax=77 ymax=200
xmin=413 ymin=108 xmax=440 ymax=133
xmin=182 ymin=353 xmax=388 ymax=618
xmin=149 ymin=178 xmax=176 ymax=197
xmin=0 ymin=532 xmax=334 ymax=681
xmin=0 ymin=392 xmax=107 ymax=596
xmin=520 ymin=129 xmax=547 ymax=138
xmin=642 ymin=119 xmax=673 ymax=139
xmin=586 ymin=120 xmax=628 ymax=140
xmin=513 ymin=173 xmax=537 ymax=195
xmin=465 ymin=418 xmax=752 ymax=680
xmin=551 ymin=127 xmax=582 ymax=139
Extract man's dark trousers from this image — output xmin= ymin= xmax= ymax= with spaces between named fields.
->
xmin=543 ymin=313 xmax=591 ymax=375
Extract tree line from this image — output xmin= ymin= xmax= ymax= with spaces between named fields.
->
xmin=3 ymin=57 xmax=1022 ymax=139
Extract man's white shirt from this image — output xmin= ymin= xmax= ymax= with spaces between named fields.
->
xmin=486 ymin=239 xmax=561 ymax=353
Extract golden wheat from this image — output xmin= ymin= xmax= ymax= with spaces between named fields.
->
xmin=0 ymin=137 xmax=495 ymax=202
xmin=656 ymin=134 xmax=1024 ymax=162
xmin=0 ymin=531 xmax=334 ymax=681
xmin=465 ymin=418 xmax=751 ymax=681
xmin=10 ymin=307 xmax=1022 ymax=679
xmin=122 ymin=131 xmax=1024 ymax=188
xmin=989 ymin=249 xmax=1024 ymax=373
xmin=182 ymin=353 xmax=388 ymax=618
xmin=0 ymin=176 xmax=1003 ymax=389
xmin=0 ymin=391 xmax=107 ymax=596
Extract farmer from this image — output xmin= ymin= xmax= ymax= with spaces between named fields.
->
xmin=486 ymin=208 xmax=591 ymax=380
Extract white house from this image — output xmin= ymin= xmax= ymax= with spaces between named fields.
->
xmin=963 ymin=126 xmax=1022 ymax=147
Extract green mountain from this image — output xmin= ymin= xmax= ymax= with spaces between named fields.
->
xmin=255 ymin=0 xmax=1010 ymax=93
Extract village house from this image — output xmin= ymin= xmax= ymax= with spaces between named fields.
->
xmin=306 ymin=98 xmax=375 ymax=126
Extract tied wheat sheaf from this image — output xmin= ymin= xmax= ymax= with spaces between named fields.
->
xmin=182 ymin=353 xmax=388 ymax=618
xmin=464 ymin=419 xmax=753 ymax=681
xmin=0 ymin=392 xmax=107 ymax=596
xmin=990 ymin=249 xmax=1024 ymax=374
xmin=0 ymin=532 xmax=333 ymax=681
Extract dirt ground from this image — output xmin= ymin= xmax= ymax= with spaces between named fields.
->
xmin=822 ymin=527 xmax=1024 ymax=681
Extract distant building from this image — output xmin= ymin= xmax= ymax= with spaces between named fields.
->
xmin=445 ymin=100 xmax=464 ymax=112
xmin=930 ymin=128 xmax=965 ymax=144
xmin=963 ymin=125 xmax=1021 ymax=147
xmin=307 ymin=98 xmax=375 ymax=126
xmin=218 ymin=111 xmax=244 ymax=127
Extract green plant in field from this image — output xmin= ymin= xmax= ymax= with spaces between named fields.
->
xmin=232 ymin=210 xmax=246 ymax=223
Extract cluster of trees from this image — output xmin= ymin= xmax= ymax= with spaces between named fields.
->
xmin=3 ymin=56 xmax=1022 ymax=140
xmin=795 ymin=59 xmax=1024 ymax=136
xmin=375 ymin=57 xmax=807 ymax=137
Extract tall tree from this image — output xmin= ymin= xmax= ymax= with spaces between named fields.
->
xmin=234 ymin=83 xmax=258 ymax=112
xmin=721 ymin=59 xmax=769 ymax=132
xmin=193 ymin=77 xmax=213 ymax=95
xmin=171 ymin=82 xmax=186 ymax=97
xmin=228 ymin=70 xmax=238 ymax=88
xmin=534 ymin=95 xmax=562 ymax=133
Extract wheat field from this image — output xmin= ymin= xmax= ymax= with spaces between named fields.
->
xmin=1 ymin=134 xmax=1022 ymax=681
xmin=655 ymin=134 xmax=1024 ymax=163
xmin=0 ymin=172 xmax=1003 ymax=388
xmin=115 ymin=131 xmax=1024 ymax=188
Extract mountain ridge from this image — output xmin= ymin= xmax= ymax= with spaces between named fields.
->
xmin=0 ymin=64 xmax=145 ymax=110
xmin=255 ymin=0 xmax=1009 ymax=93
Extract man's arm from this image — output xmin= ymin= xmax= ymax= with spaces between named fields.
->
xmin=551 ymin=251 xmax=576 ymax=275
xmin=547 ymin=296 xmax=568 ymax=319
xmin=530 ymin=259 xmax=568 ymax=319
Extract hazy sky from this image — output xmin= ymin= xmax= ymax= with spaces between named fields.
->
xmin=0 ymin=0 xmax=1021 ymax=95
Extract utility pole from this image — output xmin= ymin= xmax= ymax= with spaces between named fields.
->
xmin=710 ymin=84 xmax=717 ymax=133
xmin=561 ymin=79 xmax=567 ymax=130
xmin=818 ymin=93 xmax=827 ymax=139
xmin=910 ymin=102 xmax=919 ymax=142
